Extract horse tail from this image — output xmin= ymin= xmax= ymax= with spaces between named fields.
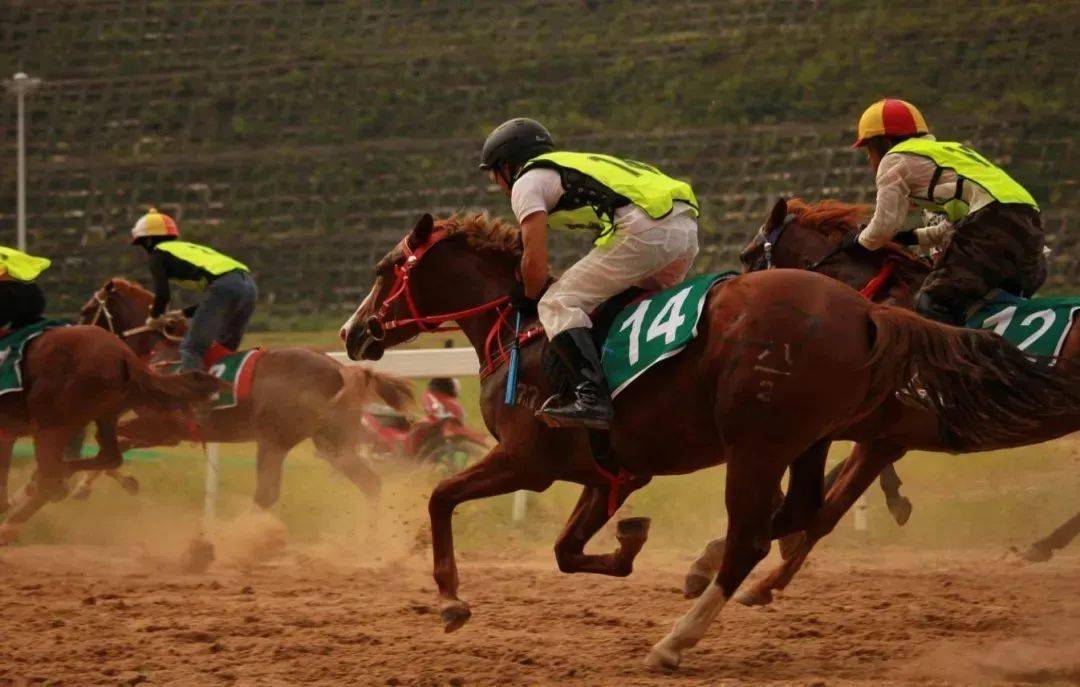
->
xmin=865 ymin=306 xmax=1080 ymax=450
xmin=123 ymin=352 xmax=219 ymax=409
xmin=330 ymin=366 xmax=414 ymax=415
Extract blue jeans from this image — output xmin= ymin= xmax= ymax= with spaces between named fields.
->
xmin=180 ymin=270 xmax=257 ymax=371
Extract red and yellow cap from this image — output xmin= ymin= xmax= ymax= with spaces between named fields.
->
xmin=852 ymin=99 xmax=929 ymax=148
xmin=130 ymin=208 xmax=180 ymax=243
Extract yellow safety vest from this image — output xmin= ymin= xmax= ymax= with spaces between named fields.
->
xmin=0 ymin=245 xmax=51 ymax=283
xmin=518 ymin=152 xmax=699 ymax=246
xmin=155 ymin=241 xmax=249 ymax=290
xmin=890 ymin=138 xmax=1039 ymax=221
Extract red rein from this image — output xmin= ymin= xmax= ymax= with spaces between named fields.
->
xmin=372 ymin=229 xmax=540 ymax=377
xmin=859 ymin=259 xmax=897 ymax=301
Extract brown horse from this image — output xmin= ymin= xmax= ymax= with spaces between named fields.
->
xmin=0 ymin=324 xmax=217 ymax=541
xmin=79 ymin=278 xmax=414 ymax=510
xmin=722 ymin=197 xmax=1080 ymax=607
xmin=340 ymin=213 xmax=1080 ymax=669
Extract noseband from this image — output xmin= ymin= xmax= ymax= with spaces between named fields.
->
xmin=366 ymin=229 xmax=510 ymax=341
xmin=751 ymin=213 xmax=796 ymax=271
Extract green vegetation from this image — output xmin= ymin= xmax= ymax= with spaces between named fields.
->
xmin=1 ymin=1 xmax=1077 ymax=320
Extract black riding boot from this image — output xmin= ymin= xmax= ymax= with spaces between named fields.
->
xmin=538 ymin=328 xmax=615 ymax=429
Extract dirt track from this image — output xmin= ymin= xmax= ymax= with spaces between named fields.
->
xmin=0 ymin=536 xmax=1077 ymax=687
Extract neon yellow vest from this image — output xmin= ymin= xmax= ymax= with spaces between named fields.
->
xmin=518 ymin=152 xmax=699 ymax=246
xmin=155 ymin=241 xmax=249 ymax=290
xmin=0 ymin=245 xmax=51 ymax=283
xmin=890 ymin=138 xmax=1039 ymax=221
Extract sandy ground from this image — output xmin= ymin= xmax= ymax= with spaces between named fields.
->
xmin=0 ymin=526 xmax=1077 ymax=687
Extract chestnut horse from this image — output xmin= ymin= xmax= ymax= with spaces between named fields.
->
xmin=0 ymin=325 xmax=216 ymax=541
xmin=719 ymin=197 xmax=1080 ymax=607
xmin=78 ymin=279 xmax=413 ymax=510
xmin=341 ymin=213 xmax=1080 ymax=670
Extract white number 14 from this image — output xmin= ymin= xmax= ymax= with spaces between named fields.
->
xmin=618 ymin=287 xmax=693 ymax=365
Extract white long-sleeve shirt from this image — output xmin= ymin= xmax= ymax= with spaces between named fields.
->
xmin=857 ymin=137 xmax=995 ymax=251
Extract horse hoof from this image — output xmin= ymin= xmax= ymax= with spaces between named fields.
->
xmin=683 ymin=573 xmax=711 ymax=599
xmin=181 ymin=538 xmax=216 ymax=574
xmin=119 ymin=476 xmax=140 ymax=495
xmin=1015 ymin=543 xmax=1053 ymax=563
xmin=440 ymin=600 xmax=471 ymax=633
xmin=617 ymin=516 xmax=651 ymax=542
xmin=734 ymin=586 xmax=773 ymax=607
xmin=645 ymin=644 xmax=680 ymax=671
xmin=888 ymin=496 xmax=913 ymax=526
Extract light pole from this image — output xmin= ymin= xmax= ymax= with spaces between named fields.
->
xmin=5 ymin=72 xmax=42 ymax=251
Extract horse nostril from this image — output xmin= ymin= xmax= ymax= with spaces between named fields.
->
xmin=366 ymin=316 xmax=386 ymax=342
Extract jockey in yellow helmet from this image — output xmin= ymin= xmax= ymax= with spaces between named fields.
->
xmin=131 ymin=209 xmax=257 ymax=371
xmin=0 ymin=245 xmax=51 ymax=331
xmin=845 ymin=98 xmax=1045 ymax=324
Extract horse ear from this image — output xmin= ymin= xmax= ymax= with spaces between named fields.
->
xmin=767 ymin=198 xmax=788 ymax=229
xmin=410 ymin=213 xmax=434 ymax=245
xmin=104 ymin=279 xmax=116 ymax=292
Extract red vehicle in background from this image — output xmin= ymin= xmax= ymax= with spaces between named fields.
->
xmin=360 ymin=376 xmax=489 ymax=471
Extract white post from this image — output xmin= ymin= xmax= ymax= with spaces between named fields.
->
xmin=512 ymin=490 xmax=528 ymax=522
xmin=203 ymin=442 xmax=220 ymax=526
xmin=5 ymin=73 xmax=41 ymax=252
xmin=853 ymin=493 xmax=868 ymax=534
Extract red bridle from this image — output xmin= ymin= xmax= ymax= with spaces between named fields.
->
xmin=371 ymin=228 xmax=511 ymax=336
xmin=366 ymin=228 xmax=545 ymax=375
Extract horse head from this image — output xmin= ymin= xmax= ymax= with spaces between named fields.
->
xmin=342 ymin=213 xmax=520 ymax=361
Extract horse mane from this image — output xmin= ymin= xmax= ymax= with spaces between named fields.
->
xmin=786 ymin=198 xmax=870 ymax=238
xmin=109 ymin=277 xmax=154 ymax=306
xmin=437 ymin=213 xmax=522 ymax=258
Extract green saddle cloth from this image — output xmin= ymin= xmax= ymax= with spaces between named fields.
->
xmin=966 ymin=292 xmax=1080 ymax=361
xmin=601 ymin=272 xmax=736 ymax=398
xmin=0 ymin=320 xmax=71 ymax=397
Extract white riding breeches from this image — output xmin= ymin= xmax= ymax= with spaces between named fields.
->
xmin=538 ymin=210 xmax=700 ymax=337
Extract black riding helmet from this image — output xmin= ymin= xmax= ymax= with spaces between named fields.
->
xmin=479 ymin=118 xmax=555 ymax=173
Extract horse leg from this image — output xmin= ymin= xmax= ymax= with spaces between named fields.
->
xmin=0 ymin=439 xmax=13 ymax=513
xmin=684 ymin=441 xmax=827 ymax=599
xmin=253 ymin=441 xmax=289 ymax=509
xmin=315 ymin=435 xmax=381 ymax=502
xmin=0 ymin=429 xmax=71 ymax=543
xmin=734 ymin=441 xmax=906 ymax=607
xmin=429 ymin=444 xmax=549 ymax=633
xmin=71 ymin=470 xmax=103 ymax=500
xmin=647 ymin=452 xmax=786 ymax=670
xmin=553 ymin=478 xmax=651 ymax=576
xmin=769 ymin=438 xmax=828 ymax=538
xmin=1017 ymin=511 xmax=1080 ymax=562
xmin=879 ymin=462 xmax=912 ymax=526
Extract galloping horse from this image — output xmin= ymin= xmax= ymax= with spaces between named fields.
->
xmin=341 ymin=213 xmax=1080 ymax=670
xmin=79 ymin=279 xmax=413 ymax=510
xmin=0 ymin=324 xmax=217 ymax=541
xmin=721 ymin=197 xmax=1080 ymax=606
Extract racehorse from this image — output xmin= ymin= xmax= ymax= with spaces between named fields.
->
xmin=720 ymin=197 xmax=1080 ymax=607
xmin=78 ymin=278 xmax=414 ymax=510
xmin=340 ymin=212 xmax=1080 ymax=670
xmin=0 ymin=324 xmax=217 ymax=541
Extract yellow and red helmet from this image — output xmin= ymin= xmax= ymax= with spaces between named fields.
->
xmin=852 ymin=99 xmax=929 ymax=148
xmin=130 ymin=208 xmax=180 ymax=243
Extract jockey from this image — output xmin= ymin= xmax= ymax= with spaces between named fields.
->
xmin=130 ymin=209 xmax=257 ymax=371
xmin=847 ymin=98 xmax=1045 ymax=324
xmin=0 ymin=245 xmax=51 ymax=331
xmin=480 ymin=118 xmax=700 ymax=429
